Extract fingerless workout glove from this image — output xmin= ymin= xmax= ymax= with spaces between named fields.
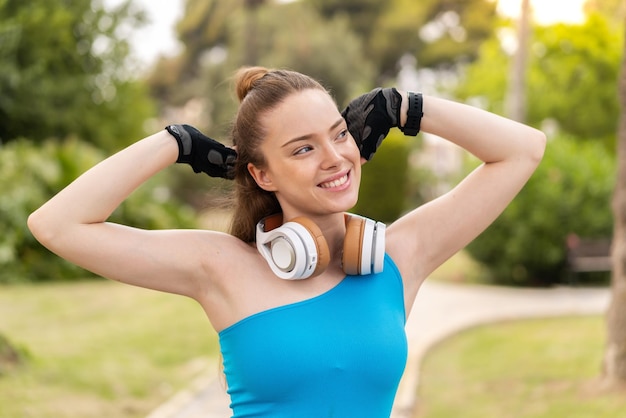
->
xmin=341 ymin=88 xmax=402 ymax=161
xmin=342 ymin=88 xmax=423 ymax=161
xmin=165 ymin=124 xmax=237 ymax=179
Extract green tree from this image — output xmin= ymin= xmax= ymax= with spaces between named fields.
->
xmin=152 ymin=0 xmax=497 ymax=114
xmin=174 ymin=0 xmax=249 ymax=81
xmin=528 ymin=14 xmax=621 ymax=144
xmin=0 ymin=0 xmax=154 ymax=150
xmin=456 ymin=13 xmax=623 ymax=147
xmin=352 ymin=132 xmax=410 ymax=223
xmin=307 ymin=0 xmax=498 ymax=82
xmin=305 ymin=0 xmax=385 ymax=42
xmin=157 ymin=0 xmax=271 ymax=97
xmin=232 ymin=2 xmax=374 ymax=106
xmin=150 ymin=1 xmax=373 ymax=137
xmin=585 ymin=0 xmax=626 ymax=27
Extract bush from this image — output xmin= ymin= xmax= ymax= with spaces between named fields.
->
xmin=465 ymin=136 xmax=615 ymax=286
xmin=0 ymin=139 xmax=198 ymax=283
xmin=352 ymin=131 xmax=410 ymax=223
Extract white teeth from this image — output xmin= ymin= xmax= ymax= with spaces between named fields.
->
xmin=320 ymin=174 xmax=348 ymax=188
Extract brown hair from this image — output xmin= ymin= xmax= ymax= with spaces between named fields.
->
xmin=228 ymin=67 xmax=329 ymax=242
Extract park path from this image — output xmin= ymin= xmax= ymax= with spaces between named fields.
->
xmin=146 ymin=281 xmax=611 ymax=418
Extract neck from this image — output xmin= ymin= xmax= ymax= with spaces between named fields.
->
xmin=310 ymin=213 xmax=348 ymax=262
xmin=282 ymin=211 xmax=347 ymax=260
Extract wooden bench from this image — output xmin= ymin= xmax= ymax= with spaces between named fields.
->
xmin=566 ymin=234 xmax=612 ymax=274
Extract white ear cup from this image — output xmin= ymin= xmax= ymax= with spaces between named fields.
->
xmin=343 ymin=214 xmax=386 ymax=275
xmin=256 ymin=220 xmax=321 ymax=280
xmin=256 ymin=213 xmax=385 ymax=279
xmin=371 ymin=221 xmax=386 ymax=274
xmin=269 ymin=237 xmax=295 ymax=271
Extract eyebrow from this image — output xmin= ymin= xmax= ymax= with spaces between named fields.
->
xmin=281 ymin=117 xmax=345 ymax=148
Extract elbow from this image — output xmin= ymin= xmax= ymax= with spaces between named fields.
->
xmin=27 ymin=210 xmax=45 ymax=243
xmin=527 ymin=127 xmax=547 ymax=166
xmin=27 ymin=209 xmax=56 ymax=248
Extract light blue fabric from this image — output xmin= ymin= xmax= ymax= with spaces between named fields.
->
xmin=218 ymin=254 xmax=407 ymax=418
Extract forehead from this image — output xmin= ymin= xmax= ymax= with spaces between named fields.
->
xmin=261 ymin=89 xmax=341 ymax=144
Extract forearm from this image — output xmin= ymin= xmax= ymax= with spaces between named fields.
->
xmin=29 ymin=130 xmax=178 ymax=239
xmin=399 ymin=92 xmax=545 ymax=164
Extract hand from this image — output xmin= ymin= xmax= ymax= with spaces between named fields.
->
xmin=341 ymin=88 xmax=402 ymax=161
xmin=165 ymin=124 xmax=237 ymax=179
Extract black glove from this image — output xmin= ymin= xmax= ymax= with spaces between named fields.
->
xmin=165 ymin=124 xmax=237 ymax=179
xmin=341 ymin=88 xmax=402 ymax=161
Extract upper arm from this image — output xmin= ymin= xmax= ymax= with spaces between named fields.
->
xmin=29 ymin=218 xmax=245 ymax=299
xmin=387 ymin=156 xmax=542 ymax=305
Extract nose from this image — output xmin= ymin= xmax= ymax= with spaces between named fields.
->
xmin=319 ymin=141 xmax=342 ymax=169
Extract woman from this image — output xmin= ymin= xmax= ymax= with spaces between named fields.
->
xmin=28 ymin=67 xmax=546 ymax=417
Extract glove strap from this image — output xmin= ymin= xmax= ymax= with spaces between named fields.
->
xmin=401 ymin=92 xmax=423 ymax=136
xmin=165 ymin=124 xmax=192 ymax=162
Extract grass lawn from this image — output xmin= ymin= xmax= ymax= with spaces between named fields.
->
xmin=429 ymin=250 xmax=491 ymax=284
xmin=415 ymin=316 xmax=626 ymax=418
xmin=0 ymin=280 xmax=220 ymax=418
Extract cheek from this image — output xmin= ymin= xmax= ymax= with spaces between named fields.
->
xmin=345 ymin=139 xmax=361 ymax=161
xmin=270 ymin=160 xmax=312 ymax=189
xmin=353 ymin=162 xmax=362 ymax=182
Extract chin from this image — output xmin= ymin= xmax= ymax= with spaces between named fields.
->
xmin=334 ymin=196 xmax=360 ymax=214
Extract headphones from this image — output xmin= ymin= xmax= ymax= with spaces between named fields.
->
xmin=256 ymin=213 xmax=386 ymax=280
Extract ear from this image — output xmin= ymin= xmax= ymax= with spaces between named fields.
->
xmin=247 ymin=162 xmax=277 ymax=192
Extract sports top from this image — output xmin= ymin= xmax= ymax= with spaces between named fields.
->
xmin=218 ymin=254 xmax=408 ymax=418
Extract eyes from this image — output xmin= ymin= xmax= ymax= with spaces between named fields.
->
xmin=293 ymin=129 xmax=349 ymax=156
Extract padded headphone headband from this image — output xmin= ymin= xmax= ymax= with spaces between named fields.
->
xmin=256 ymin=213 xmax=385 ymax=280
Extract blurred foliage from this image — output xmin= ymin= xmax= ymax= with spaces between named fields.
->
xmin=0 ymin=139 xmax=197 ymax=283
xmin=0 ymin=0 xmax=155 ymax=151
xmin=239 ymin=4 xmax=374 ymax=107
xmin=308 ymin=0 xmax=498 ymax=81
xmin=198 ymin=2 xmax=374 ymax=137
xmin=455 ymin=13 xmax=623 ymax=149
xmin=584 ymin=0 xmax=626 ymax=27
xmin=528 ymin=14 xmax=622 ymax=145
xmin=2 ymin=0 xmax=622 ymax=287
xmin=148 ymin=0 xmax=496 ymax=136
xmin=466 ymin=136 xmax=615 ymax=286
xmin=352 ymin=131 xmax=410 ymax=223
xmin=150 ymin=0 xmax=374 ymax=137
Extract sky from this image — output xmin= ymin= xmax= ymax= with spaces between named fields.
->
xmin=106 ymin=0 xmax=587 ymax=69
xmin=108 ymin=0 xmax=184 ymax=67
xmin=498 ymin=0 xmax=586 ymax=25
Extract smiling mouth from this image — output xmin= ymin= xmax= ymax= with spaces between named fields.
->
xmin=319 ymin=173 xmax=349 ymax=189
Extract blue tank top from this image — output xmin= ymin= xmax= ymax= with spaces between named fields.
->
xmin=218 ymin=254 xmax=407 ymax=418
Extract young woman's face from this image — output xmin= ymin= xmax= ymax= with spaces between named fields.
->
xmin=248 ymin=89 xmax=361 ymax=220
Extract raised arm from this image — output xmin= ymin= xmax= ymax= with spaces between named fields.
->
xmin=27 ymin=127 xmax=239 ymax=299
xmin=342 ymin=90 xmax=546 ymax=308
xmin=389 ymin=94 xmax=545 ymax=288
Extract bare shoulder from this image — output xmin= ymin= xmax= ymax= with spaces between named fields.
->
xmin=195 ymin=228 xmax=264 ymax=279
xmin=193 ymin=229 xmax=302 ymax=331
xmin=179 ymin=228 xmax=265 ymax=287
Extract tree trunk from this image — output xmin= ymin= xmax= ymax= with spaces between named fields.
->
xmin=243 ymin=0 xmax=264 ymax=66
xmin=505 ymin=0 xmax=531 ymax=122
xmin=603 ymin=17 xmax=626 ymax=386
